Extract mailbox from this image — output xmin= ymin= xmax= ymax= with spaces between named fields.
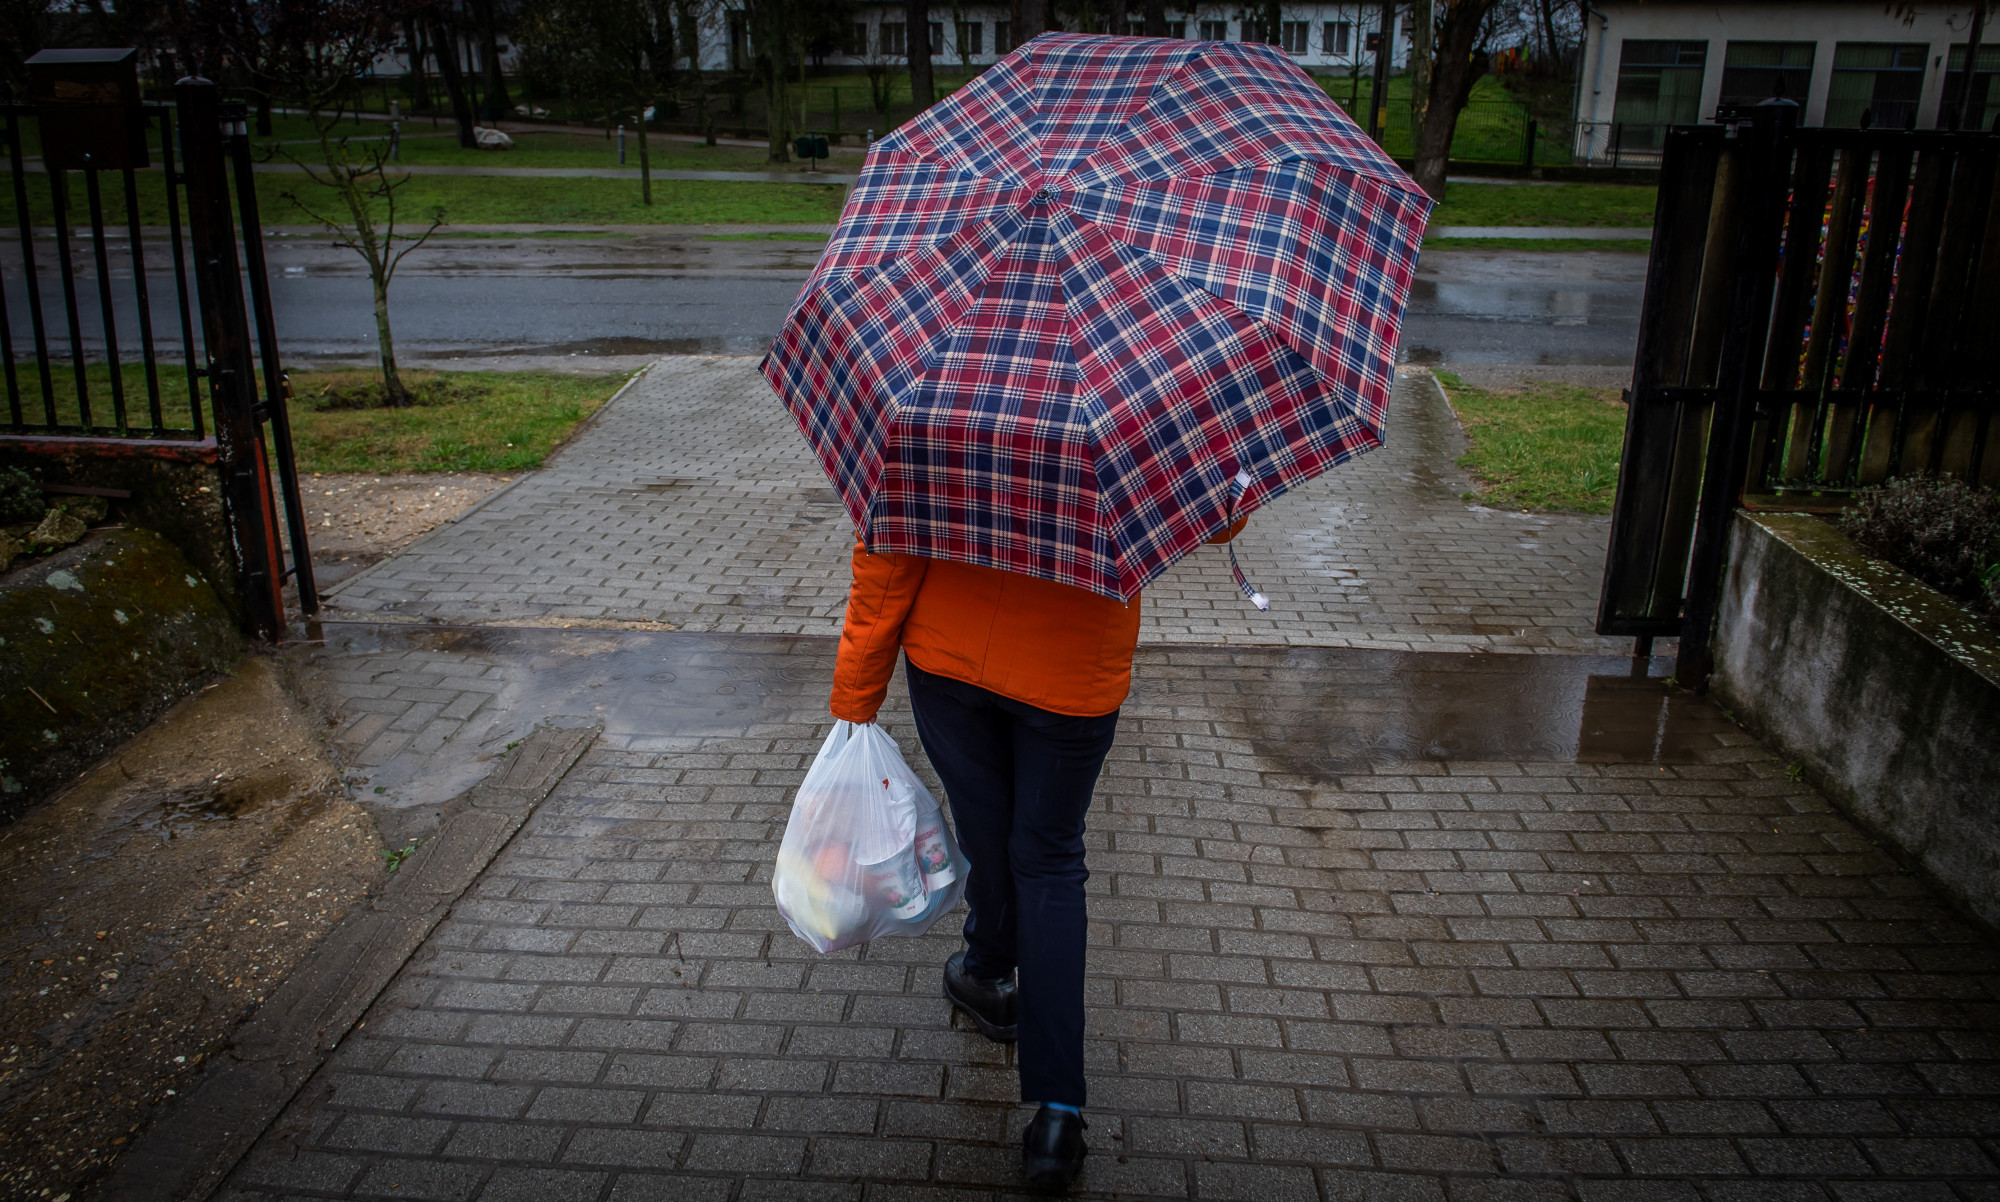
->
xmin=26 ymin=47 xmax=148 ymax=171
xmin=794 ymin=134 xmax=830 ymax=162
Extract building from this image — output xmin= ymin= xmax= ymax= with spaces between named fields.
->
xmin=1577 ymin=0 xmax=1997 ymax=160
xmin=776 ymin=3 xmax=1408 ymax=74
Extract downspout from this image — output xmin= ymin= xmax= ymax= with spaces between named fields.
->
xmin=1583 ymin=3 xmax=1609 ymax=160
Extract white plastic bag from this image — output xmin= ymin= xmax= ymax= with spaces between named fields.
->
xmin=773 ymin=721 xmax=967 ymax=953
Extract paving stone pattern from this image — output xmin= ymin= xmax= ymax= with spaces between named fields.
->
xmin=326 ymin=357 xmax=1625 ymax=654
xmin=226 ymin=638 xmax=2000 ymax=1202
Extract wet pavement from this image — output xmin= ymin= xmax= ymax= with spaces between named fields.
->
xmin=324 ymin=360 xmax=1626 ymax=654
xmin=7 ymin=231 xmax=1642 ymax=367
xmin=212 ymin=623 xmax=2000 ymax=1202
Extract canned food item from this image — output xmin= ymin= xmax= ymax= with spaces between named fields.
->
xmin=859 ymin=843 xmax=928 ymax=920
xmin=912 ymin=809 xmax=957 ymax=891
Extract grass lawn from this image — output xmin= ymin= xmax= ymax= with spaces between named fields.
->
xmin=259 ymin=127 xmax=816 ymax=174
xmin=287 ymin=370 xmax=628 ymax=474
xmin=4 ymin=363 xmax=627 ymax=475
xmin=1430 ymin=182 xmax=1656 ymax=228
xmin=1437 ymin=371 xmax=1629 ymax=514
xmin=1 ymin=169 xmax=847 ymax=228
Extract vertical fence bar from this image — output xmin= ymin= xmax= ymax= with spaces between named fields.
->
xmin=1762 ymin=141 xmax=1832 ymax=486
xmin=121 ymin=164 xmax=164 ymax=431
xmin=8 ymin=107 xmax=55 ymax=424
xmin=156 ymin=106 xmax=203 ymax=437
xmin=1677 ymin=103 xmax=1797 ymax=689
xmin=47 ymin=167 xmax=92 ymax=425
xmin=225 ymin=107 xmax=318 ymax=616
xmin=81 ymin=165 xmax=128 ymax=430
xmin=177 ymin=77 xmax=286 ymax=640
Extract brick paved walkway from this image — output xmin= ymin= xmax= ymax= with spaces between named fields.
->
xmin=223 ymin=629 xmax=2000 ymax=1202
xmin=325 ymin=357 xmax=1624 ymax=655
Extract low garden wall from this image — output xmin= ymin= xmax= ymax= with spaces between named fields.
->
xmin=1713 ymin=511 xmax=2000 ymax=929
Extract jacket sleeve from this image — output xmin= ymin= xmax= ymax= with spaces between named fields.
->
xmin=830 ymin=539 xmax=928 ymax=723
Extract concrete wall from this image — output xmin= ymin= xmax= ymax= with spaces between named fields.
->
xmin=1713 ymin=511 xmax=2000 ymax=930
xmin=1580 ymin=1 xmax=1981 ymax=151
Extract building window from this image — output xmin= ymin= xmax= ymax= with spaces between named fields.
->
xmin=1365 ymin=30 xmax=1382 ymax=54
xmin=1279 ymin=21 xmax=1309 ymax=54
xmin=1199 ymin=20 xmax=1226 ymax=41
xmin=1324 ymin=21 xmax=1350 ymax=55
xmin=1720 ymin=41 xmax=1815 ymax=108
xmin=956 ymin=21 xmax=982 ymax=56
xmin=880 ymin=21 xmax=905 ymax=56
xmin=1940 ymin=43 xmax=2000 ymax=129
xmin=929 ymin=22 xmax=943 ymax=57
xmin=844 ymin=23 xmax=866 ymax=57
xmin=1165 ymin=21 xmax=1185 ymax=38
xmin=1825 ymin=43 xmax=1925 ymax=128
xmin=1613 ymin=39 xmax=1707 ymax=148
xmin=1125 ymin=19 xmax=1144 ymax=36
xmin=995 ymin=20 xmax=1013 ymax=54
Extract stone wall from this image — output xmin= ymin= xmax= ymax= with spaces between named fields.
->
xmin=0 ymin=436 xmax=244 ymax=624
xmin=1712 ymin=510 xmax=2000 ymax=929
xmin=0 ymin=528 xmax=242 ymax=819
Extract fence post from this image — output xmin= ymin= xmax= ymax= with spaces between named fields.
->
xmin=174 ymin=77 xmax=287 ymax=641
xmin=1522 ymin=118 xmax=1538 ymax=168
xmin=1675 ymin=101 xmax=1798 ymax=688
xmin=1611 ymin=121 xmax=1623 ymax=168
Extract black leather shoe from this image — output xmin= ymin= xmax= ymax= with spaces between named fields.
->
xmin=1023 ymin=1104 xmax=1087 ymax=1191
xmin=942 ymin=949 xmax=1017 ymax=1042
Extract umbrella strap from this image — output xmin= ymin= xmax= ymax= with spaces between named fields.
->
xmin=1227 ymin=471 xmax=1269 ymax=612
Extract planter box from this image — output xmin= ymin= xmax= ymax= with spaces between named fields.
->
xmin=1713 ymin=511 xmax=2000 ymax=929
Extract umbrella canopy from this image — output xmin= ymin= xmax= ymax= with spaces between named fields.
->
xmin=763 ymin=32 xmax=1431 ymax=602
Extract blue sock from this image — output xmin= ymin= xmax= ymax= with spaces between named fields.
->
xmin=1041 ymin=1102 xmax=1081 ymax=1116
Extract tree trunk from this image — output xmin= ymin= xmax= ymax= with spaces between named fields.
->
xmin=905 ymin=0 xmax=934 ymax=111
xmin=1410 ymin=0 xmax=1433 ymax=136
xmin=1013 ymin=0 xmax=1052 ymax=43
xmin=637 ymin=99 xmax=653 ymax=203
xmin=1537 ymin=0 xmax=1558 ymax=71
xmin=372 ymin=272 xmax=409 ymax=407
xmin=431 ymin=21 xmax=478 ymax=148
xmin=1412 ymin=0 xmax=1494 ymax=200
xmin=753 ymin=0 xmax=792 ymax=161
xmin=253 ymin=90 xmax=272 ymax=136
xmin=1140 ymin=0 xmax=1165 ymax=36
xmin=677 ymin=0 xmax=706 ymax=127
xmin=469 ymin=0 xmax=512 ymax=119
xmin=406 ymin=19 xmax=431 ymax=111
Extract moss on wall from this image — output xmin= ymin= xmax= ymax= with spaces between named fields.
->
xmin=0 ymin=528 xmax=243 ymax=820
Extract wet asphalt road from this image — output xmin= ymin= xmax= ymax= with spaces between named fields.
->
xmin=8 ymin=230 xmax=1644 ymax=366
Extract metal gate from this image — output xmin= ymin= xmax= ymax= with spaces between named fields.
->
xmin=3 ymin=50 xmax=313 ymax=640
xmin=1597 ymin=101 xmax=2000 ymax=684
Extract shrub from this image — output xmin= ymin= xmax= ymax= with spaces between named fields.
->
xmin=0 ymin=466 xmax=42 ymax=524
xmin=1841 ymin=475 xmax=2000 ymax=619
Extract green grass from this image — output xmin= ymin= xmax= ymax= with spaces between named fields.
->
xmin=287 ymin=369 xmax=627 ymax=474
xmin=1437 ymin=371 xmax=1628 ymax=514
xmin=1430 ymin=182 xmax=1657 ymax=228
xmin=263 ymin=128 xmax=815 ymax=174
xmin=0 ymin=169 xmax=847 ymax=227
xmin=2 ymin=361 xmax=202 ymax=432
xmin=1424 ymin=236 xmax=1651 ymax=252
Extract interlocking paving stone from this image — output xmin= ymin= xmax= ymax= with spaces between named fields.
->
xmin=225 ymin=632 xmax=2000 ymax=1201
xmin=323 ymin=357 xmax=1625 ymax=654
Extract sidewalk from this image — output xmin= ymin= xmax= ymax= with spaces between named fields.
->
xmin=191 ymin=359 xmax=1999 ymax=1201
xmin=325 ymin=358 xmax=1627 ymax=656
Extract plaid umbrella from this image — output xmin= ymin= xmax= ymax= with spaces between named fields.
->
xmin=762 ymin=32 xmax=1431 ymax=604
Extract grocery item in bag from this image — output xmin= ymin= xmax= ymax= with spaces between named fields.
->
xmin=773 ymin=721 xmax=966 ymax=953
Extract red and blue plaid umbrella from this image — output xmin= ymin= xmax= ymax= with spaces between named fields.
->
xmin=762 ymin=32 xmax=1431 ymax=604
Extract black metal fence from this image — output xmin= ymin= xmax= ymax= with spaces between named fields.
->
xmin=1596 ymin=102 xmax=2000 ymax=683
xmin=2 ymin=58 xmax=313 ymax=639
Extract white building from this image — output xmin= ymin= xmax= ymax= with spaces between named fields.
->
xmin=745 ymin=4 xmax=1408 ymax=74
xmin=1577 ymin=0 xmax=1997 ymax=159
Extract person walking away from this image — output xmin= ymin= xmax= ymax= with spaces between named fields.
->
xmin=827 ymin=520 xmax=1242 ymax=1191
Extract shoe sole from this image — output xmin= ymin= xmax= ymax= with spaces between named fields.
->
xmin=942 ymin=974 xmax=1018 ymax=1043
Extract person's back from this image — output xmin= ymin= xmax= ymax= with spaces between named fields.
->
xmin=829 ymin=524 xmax=1240 ymax=1191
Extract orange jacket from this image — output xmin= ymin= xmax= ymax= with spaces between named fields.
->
xmin=830 ymin=521 xmax=1245 ymax=722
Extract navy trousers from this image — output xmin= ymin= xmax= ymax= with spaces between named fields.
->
xmin=905 ymin=660 xmax=1119 ymax=1108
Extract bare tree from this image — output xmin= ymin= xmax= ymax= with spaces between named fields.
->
xmin=1411 ymin=0 xmax=1500 ymax=198
xmin=429 ymin=15 xmax=480 ymax=146
xmin=518 ymin=0 xmax=677 ymax=194
xmin=467 ymin=0 xmax=513 ymax=116
xmin=1139 ymin=0 xmax=1166 ymax=36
